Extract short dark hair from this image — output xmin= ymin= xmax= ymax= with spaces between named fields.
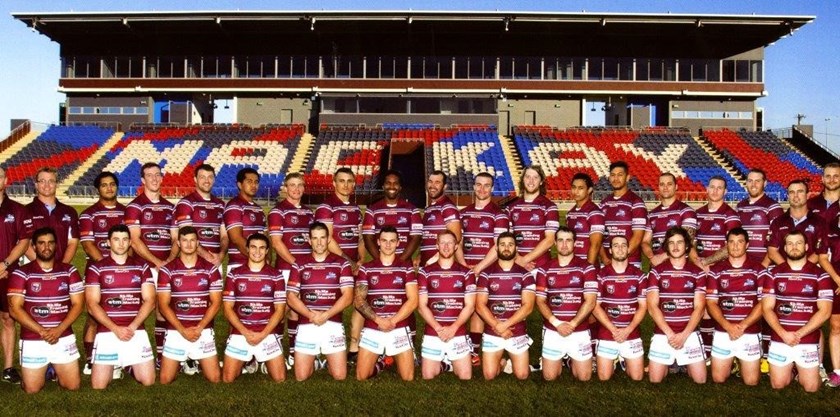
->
xmin=659 ymin=172 xmax=677 ymax=184
xmin=747 ymin=168 xmax=766 ymax=180
xmin=609 ymin=161 xmax=629 ymax=174
xmin=334 ymin=167 xmax=354 ymax=178
xmin=556 ymin=225 xmax=577 ymax=241
xmin=381 ymin=169 xmax=403 ymax=186
xmin=726 ymin=227 xmax=749 ymax=242
xmin=784 ymin=229 xmax=807 ymax=244
xmin=31 ymin=227 xmax=56 ymax=244
xmin=787 ymin=179 xmax=808 ymax=192
xmin=496 ymin=231 xmax=517 ymax=246
xmin=474 ymin=172 xmax=495 ymax=187
xmin=94 ymin=171 xmax=118 ymax=188
xmin=246 ymin=232 xmax=269 ymax=247
xmin=194 ymin=164 xmax=215 ymax=177
xmin=663 ymin=226 xmax=693 ymax=255
xmin=107 ymin=224 xmax=130 ymax=239
xmin=571 ymin=172 xmax=593 ymax=189
xmin=429 ymin=170 xmax=448 ymax=186
xmin=178 ymin=226 xmax=198 ymax=238
xmin=309 ymin=221 xmax=329 ymax=235
xmin=825 ymin=162 xmax=840 ymax=171
xmin=609 ymin=234 xmax=629 ymax=247
xmin=708 ymin=175 xmax=727 ymax=188
xmin=140 ymin=162 xmax=161 ymax=178
xmin=285 ymin=172 xmax=304 ymax=184
xmin=378 ymin=225 xmax=398 ymax=238
xmin=236 ymin=167 xmax=259 ymax=183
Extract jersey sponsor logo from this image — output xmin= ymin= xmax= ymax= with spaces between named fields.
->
xmin=629 ymin=285 xmax=637 ymax=294
xmin=530 ymin=213 xmax=540 ymax=223
xmin=667 ymin=219 xmax=677 ymax=228
xmin=720 ymin=299 xmax=735 ymax=311
xmin=372 ymin=298 xmax=386 ymax=309
xmin=4 ymin=214 xmax=13 ymax=223
xmin=393 ymin=276 xmax=403 ymax=285
xmin=570 ymin=275 xmax=580 ymax=285
xmin=778 ymin=303 xmax=793 ymax=316
xmin=398 ymin=217 xmax=407 ymax=224
xmin=199 ymin=278 xmax=208 ymax=288
xmin=199 ymin=228 xmax=214 ymax=239
xmin=98 ymin=241 xmax=110 ymax=250
xmin=454 ymin=280 xmax=463 ymax=288
xmin=750 ymin=214 xmax=763 ymax=223
xmin=696 ymin=241 xmax=705 ymax=252
xmin=803 ymin=284 xmax=813 ymax=294
xmin=607 ymin=306 xmax=621 ymax=318
xmin=62 ymin=214 xmax=72 ymax=223
xmin=744 ymin=279 xmax=755 ymax=287
xmin=513 ymin=282 xmax=521 ymax=291
xmin=463 ymin=239 xmax=474 ymax=251
xmin=427 ymin=214 xmax=436 ymax=222
xmin=662 ymin=301 xmax=677 ymax=313
xmin=176 ymin=300 xmax=190 ymax=311
xmin=291 ymin=235 xmax=307 ymax=246
xmin=491 ymin=303 xmax=506 ymax=315
xmin=31 ymin=306 xmax=50 ymax=317
xmin=431 ymin=301 xmax=446 ymax=312
xmin=143 ymin=231 xmax=161 ymax=241
xmin=480 ymin=221 xmax=491 ymax=230
xmin=58 ymin=282 xmax=68 ymax=292
xmin=339 ymin=230 xmax=355 ymax=240
xmin=304 ymin=292 xmax=318 ymax=302
xmin=106 ymin=297 xmax=123 ymax=308
xmin=131 ymin=275 xmax=141 ymax=284
xmin=684 ymin=281 xmax=694 ymax=289
xmin=711 ymin=224 xmax=722 ymax=232
xmin=326 ymin=272 xmax=337 ymax=280
xmin=616 ymin=209 xmax=627 ymax=217
xmin=239 ymin=305 xmax=253 ymax=316
xmin=805 ymin=225 xmax=815 ymax=233
xmin=514 ymin=233 xmax=524 ymax=245
xmin=549 ymin=295 xmax=563 ymax=307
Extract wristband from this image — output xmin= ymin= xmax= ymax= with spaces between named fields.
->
xmin=549 ymin=318 xmax=562 ymax=327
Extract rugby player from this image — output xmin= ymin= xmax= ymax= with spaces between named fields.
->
xmin=599 ymin=161 xmax=647 ymax=269
xmin=174 ymin=164 xmax=227 ymax=266
xmin=807 ymin=162 xmax=840 ymax=224
xmin=0 ymin=166 xmax=29 ymax=384
xmin=565 ymin=172 xmax=604 ymax=265
xmin=642 ymin=172 xmax=697 ymax=267
xmin=506 ymin=165 xmax=559 ymax=271
xmin=735 ymin=168 xmax=783 ymax=265
xmin=767 ymin=180 xmax=828 ymax=265
xmin=22 ymin=167 xmax=79 ymax=264
xmin=362 ymin=169 xmax=422 ymax=263
xmin=223 ymin=167 xmax=267 ymax=273
xmin=420 ymin=170 xmax=461 ymax=265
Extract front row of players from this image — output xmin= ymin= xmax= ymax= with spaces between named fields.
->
xmin=10 ymin=218 xmax=831 ymax=392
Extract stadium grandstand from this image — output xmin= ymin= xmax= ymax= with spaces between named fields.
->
xmin=5 ymin=10 xmax=836 ymax=206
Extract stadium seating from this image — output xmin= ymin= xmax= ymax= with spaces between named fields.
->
xmin=304 ymin=126 xmax=389 ymax=194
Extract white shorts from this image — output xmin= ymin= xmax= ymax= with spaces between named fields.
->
xmin=162 ymin=328 xmax=218 ymax=361
xmin=295 ymin=321 xmax=346 ymax=356
xmin=711 ymin=331 xmax=761 ymax=362
xmin=596 ymin=338 xmax=644 ymax=360
xmin=92 ymin=331 xmax=154 ymax=367
xmin=359 ymin=326 xmax=413 ymax=356
xmin=421 ymin=335 xmax=471 ymax=362
xmin=541 ymin=328 xmax=592 ymax=361
xmin=482 ymin=333 xmax=532 ymax=355
xmin=648 ymin=332 xmax=706 ymax=366
xmin=150 ymin=267 xmax=159 ymax=284
xmin=19 ymin=334 xmax=80 ymax=369
xmin=225 ymin=333 xmax=283 ymax=362
xmin=767 ymin=341 xmax=820 ymax=369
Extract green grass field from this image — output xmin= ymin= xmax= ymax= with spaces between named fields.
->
xmin=0 ymin=206 xmax=837 ymax=416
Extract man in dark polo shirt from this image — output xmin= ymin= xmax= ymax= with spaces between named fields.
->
xmin=767 ymin=180 xmax=828 ymax=265
xmin=22 ymin=167 xmax=79 ymax=264
xmin=0 ymin=166 xmax=29 ymax=384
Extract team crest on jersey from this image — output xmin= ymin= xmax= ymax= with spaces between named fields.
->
xmin=199 ymin=210 xmax=207 ymax=219
xmin=291 ymin=216 xmax=299 ymax=225
xmin=616 ymin=209 xmax=626 ymax=217
xmin=339 ymin=213 xmax=348 ymax=222
xmin=238 ymin=282 xmax=247 ymax=292
xmin=513 ymin=282 xmax=521 ymax=291
xmin=376 ymin=217 xmax=385 ymax=226
xmin=667 ymin=219 xmax=677 ymax=227
xmin=454 ymin=280 xmax=463 ymax=288
xmin=199 ymin=278 xmax=208 ymax=288
xmin=173 ymin=278 xmax=182 ymax=288
xmin=529 ymin=214 xmax=540 ymax=223
xmin=803 ymin=284 xmax=813 ymax=293
xmin=548 ymin=277 xmax=556 ymax=286
xmin=144 ymin=212 xmax=153 ymax=221
xmin=98 ymin=219 xmax=107 ymax=228
xmin=711 ymin=224 xmax=722 ymax=232
xmin=751 ymin=214 xmax=763 ymax=223
xmin=62 ymin=214 xmax=71 ymax=223
xmin=480 ymin=221 xmax=490 ymax=230
xmin=661 ymin=279 xmax=670 ymax=289
xmin=430 ymin=279 xmax=440 ymax=289
xmin=326 ymin=272 xmax=337 ymax=280
xmin=684 ymin=281 xmax=694 ymax=289
xmin=30 ymin=282 xmax=41 ymax=293
xmin=131 ymin=275 xmax=141 ymax=284
xmin=302 ymin=271 xmax=311 ymax=281
xmin=249 ymin=213 xmax=256 ymax=222
xmin=720 ymin=279 xmax=729 ymax=289
xmin=104 ymin=275 xmax=115 ymax=285
xmin=58 ymin=282 xmax=68 ymax=292
xmin=393 ymin=276 xmax=403 ymax=285
xmin=606 ymin=284 xmax=615 ymax=294
xmin=370 ymin=275 xmax=379 ymax=285
xmin=512 ymin=213 xmax=520 ymax=222
xmin=778 ymin=282 xmax=786 ymax=292
xmin=490 ymin=282 xmax=500 ymax=291
xmin=805 ymin=225 xmax=815 ymax=233
xmin=261 ymin=284 xmax=272 ymax=294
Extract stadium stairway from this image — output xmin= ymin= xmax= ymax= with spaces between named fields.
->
xmin=691 ymin=135 xmax=747 ymax=190
xmin=287 ymin=133 xmax=314 ymax=175
xmin=0 ymin=130 xmax=40 ymax=165
xmin=498 ymin=134 xmax=522 ymax=195
xmin=57 ymin=131 xmax=124 ymax=196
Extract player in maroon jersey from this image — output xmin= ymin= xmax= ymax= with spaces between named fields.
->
xmin=362 ymin=169 xmax=422 ymax=263
xmin=157 ymin=226 xmax=223 ymax=384
xmin=820 ymin=218 xmax=840 ymax=387
xmin=418 ymin=230 xmax=476 ymax=380
xmin=536 ymin=226 xmax=597 ymax=382
xmin=706 ymin=227 xmax=765 ymax=386
xmin=85 ymin=225 xmax=156 ymax=389
xmin=767 ymin=180 xmax=828 ymax=265
xmin=807 ymin=162 xmax=840 ymax=224
xmin=0 ymin=166 xmax=29 ymax=384
xmin=421 ymin=170 xmax=462 ymax=264
xmin=506 ymin=165 xmax=559 ymax=271
xmin=592 ymin=235 xmax=647 ymax=381
xmin=599 ymin=161 xmax=647 ymax=269
xmin=354 ymin=226 xmax=418 ymax=381
xmin=475 ymin=232 xmax=535 ymax=380
xmin=22 ymin=167 xmax=79 ymax=264
xmin=222 ymin=233 xmax=287 ymax=383
xmin=763 ymin=230 xmax=833 ymax=392
xmin=174 ymin=164 xmax=228 ymax=266
xmin=647 ymin=227 xmax=707 ymax=384
xmin=736 ymin=168 xmax=783 ymax=265
xmin=643 ymin=172 xmax=697 ymax=267
xmin=8 ymin=228 xmax=84 ymax=394
xmin=565 ymin=172 xmax=604 ymax=265
xmin=224 ymin=167 xmax=266 ymax=273
xmin=286 ymin=222 xmax=354 ymax=381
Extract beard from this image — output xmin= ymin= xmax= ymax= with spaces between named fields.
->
xmin=498 ymin=250 xmax=516 ymax=261
xmin=786 ymin=251 xmax=806 ymax=262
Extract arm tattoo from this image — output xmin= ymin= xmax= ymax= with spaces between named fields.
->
xmin=354 ymin=284 xmax=379 ymax=322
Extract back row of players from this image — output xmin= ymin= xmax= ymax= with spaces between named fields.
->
xmin=1 ymin=160 xmax=839 ymax=393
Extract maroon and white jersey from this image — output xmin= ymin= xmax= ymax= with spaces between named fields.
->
xmin=79 ymin=201 xmax=126 ymax=259
xmin=477 ymin=263 xmax=535 ymax=337
xmin=596 ymin=263 xmax=647 ymax=340
xmin=647 ymin=261 xmax=705 ymax=334
xmin=124 ymin=193 xmax=175 ymax=262
xmin=315 ymin=194 xmax=362 ymax=262
xmin=707 ymin=259 xmax=766 ymax=334
xmin=157 ymin=257 xmax=223 ymax=329
xmin=421 ymin=196 xmax=461 ymax=263
xmin=460 ymin=202 xmax=510 ymax=264
xmin=223 ymin=264 xmax=286 ymax=334
xmin=647 ymin=201 xmax=697 ymax=255
xmin=806 ymin=194 xmax=840 ymax=226
xmin=763 ymin=262 xmax=833 ymax=344
xmin=736 ymin=195 xmax=784 ymax=263
xmin=695 ymin=203 xmax=741 ymax=258
xmin=506 ymin=195 xmax=560 ymax=268
xmin=766 ymin=212 xmax=829 ymax=259
xmin=826 ymin=227 xmax=840 ymax=271
xmin=287 ymin=253 xmax=353 ymax=324
xmin=535 ymin=257 xmax=598 ymax=331
xmin=418 ymin=262 xmax=475 ymax=337
xmin=85 ymin=256 xmax=154 ymax=333
xmin=175 ymin=191 xmax=225 ymax=253
xmin=0 ymin=197 xmax=26 ymax=275
xmin=224 ymin=195 xmax=266 ymax=266
xmin=356 ymin=258 xmax=417 ymax=330
xmin=600 ymin=191 xmax=648 ymax=265
xmin=8 ymin=261 xmax=83 ymax=341
xmin=362 ymin=199 xmax=423 ymax=255
xmin=268 ymin=200 xmax=315 ymax=266
xmin=565 ymin=200 xmax=605 ymax=261
xmin=22 ymin=198 xmax=80 ymax=260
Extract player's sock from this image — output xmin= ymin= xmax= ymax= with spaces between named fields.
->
xmin=155 ymin=319 xmax=167 ymax=356
xmin=83 ymin=341 xmax=94 ymax=362
xmin=699 ymin=318 xmax=714 ymax=357
xmin=469 ymin=332 xmax=482 ymax=355
xmin=589 ymin=322 xmax=600 ymax=352
xmin=287 ymin=319 xmax=299 ymax=355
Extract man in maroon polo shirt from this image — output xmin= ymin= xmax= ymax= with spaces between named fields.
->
xmin=22 ymin=167 xmax=79 ymax=264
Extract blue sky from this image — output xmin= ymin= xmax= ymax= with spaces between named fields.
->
xmin=1 ymin=1 xmax=837 ymax=151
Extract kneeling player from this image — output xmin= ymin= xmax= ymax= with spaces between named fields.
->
xmin=354 ymin=226 xmax=418 ymax=381
xmin=222 ymin=233 xmax=287 ymax=383
xmin=157 ymin=227 xmax=223 ymax=384
xmin=706 ymin=228 xmax=764 ymax=385
xmin=536 ymin=227 xmax=597 ymax=381
xmin=85 ymin=225 xmax=156 ymax=389
xmin=475 ymin=232 xmax=535 ymax=380
xmin=647 ymin=227 xmax=707 ymax=384
xmin=592 ymin=235 xmax=647 ymax=381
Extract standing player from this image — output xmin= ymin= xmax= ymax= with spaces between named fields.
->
xmin=642 ymin=172 xmax=697 ymax=267
xmin=417 ymin=231 xmax=476 ymax=380
xmin=8 ymin=228 xmax=83 ymax=394
xmin=599 ymin=161 xmax=647 ymax=269
xmin=646 ymin=227 xmax=707 ymax=384
xmin=762 ymin=230 xmax=833 ymax=392
xmin=421 ymin=170 xmax=462 ymax=265
xmin=222 ymin=233 xmax=287 ymax=383
xmin=536 ymin=226 xmax=597 ymax=382
xmin=157 ymin=226 xmax=223 ymax=384
xmin=354 ymin=226 xmax=418 ymax=381
xmin=592 ymin=235 xmax=647 ymax=381
xmin=565 ymin=172 xmax=604 ymax=265
xmin=125 ymin=162 xmax=177 ymax=363
xmin=0 ymin=166 xmax=29 ymax=384
xmin=362 ymin=169 xmax=422 ymax=263
xmin=767 ymin=180 xmax=828 ymax=265
xmin=85 ymin=225 xmax=156 ymax=389
xmin=79 ymin=171 xmax=127 ymax=375
xmin=736 ymin=168 xmax=783 ymax=265
xmin=807 ymin=162 xmax=840 ymax=224
xmin=22 ymin=167 xmax=79 ymax=264
xmin=174 ymin=164 xmax=228 ymax=266
xmin=820 ymin=216 xmax=840 ymax=387
xmin=285 ymin=222 xmax=354 ymax=381
xmin=224 ymin=167 xmax=266 ymax=273
xmin=507 ymin=165 xmax=559 ymax=271
xmin=475 ymin=232 xmax=535 ymax=380
xmin=706 ymin=227 xmax=764 ymax=386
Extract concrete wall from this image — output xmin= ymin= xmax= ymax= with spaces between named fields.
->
xmin=237 ymin=97 xmax=312 ymax=126
xmin=498 ymin=99 xmax=581 ymax=134
xmin=66 ymin=95 xmax=151 ymax=128
xmin=669 ymin=99 xmax=755 ymax=135
xmin=319 ymin=113 xmax=497 ymax=127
